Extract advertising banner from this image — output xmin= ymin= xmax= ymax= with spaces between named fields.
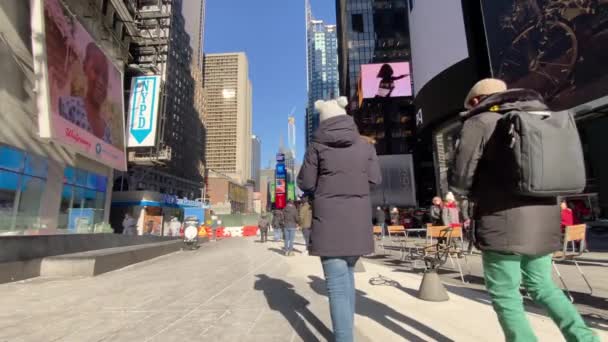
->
xmin=31 ymin=0 xmax=127 ymax=170
xmin=370 ymin=155 xmax=417 ymax=208
xmin=360 ymin=62 xmax=412 ymax=98
xmin=481 ymin=0 xmax=608 ymax=110
xmin=67 ymin=208 xmax=95 ymax=233
xmin=287 ymin=182 xmax=296 ymax=201
xmin=270 ymin=183 xmax=276 ymax=203
xmin=127 ymin=76 xmax=161 ymax=147
xmin=276 ymin=179 xmax=286 ymax=194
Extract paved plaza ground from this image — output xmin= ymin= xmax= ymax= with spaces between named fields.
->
xmin=1 ymin=236 xmax=607 ymax=341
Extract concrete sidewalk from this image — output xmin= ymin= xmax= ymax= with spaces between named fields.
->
xmin=0 ymin=237 xmax=605 ymax=341
xmin=277 ymin=241 xmax=606 ymax=341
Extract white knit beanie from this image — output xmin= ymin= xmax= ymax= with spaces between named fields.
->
xmin=315 ymin=97 xmax=348 ymax=122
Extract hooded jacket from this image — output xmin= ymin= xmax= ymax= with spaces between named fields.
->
xmin=450 ymin=89 xmax=561 ymax=256
xmin=282 ymin=203 xmax=300 ymax=228
xmin=271 ymin=209 xmax=284 ymax=229
xmin=297 ymin=115 xmax=382 ymax=257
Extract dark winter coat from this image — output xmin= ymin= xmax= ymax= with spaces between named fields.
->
xmin=429 ymin=205 xmax=443 ymax=225
xmin=271 ymin=210 xmax=284 ymax=229
xmin=450 ymin=89 xmax=561 ymax=256
xmin=297 ymin=115 xmax=382 ymax=257
xmin=282 ymin=203 xmax=300 ymax=228
xmin=258 ymin=217 xmax=270 ymax=230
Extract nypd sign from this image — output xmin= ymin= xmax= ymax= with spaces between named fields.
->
xmin=127 ymin=76 xmax=161 ymax=147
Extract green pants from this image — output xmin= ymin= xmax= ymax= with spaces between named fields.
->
xmin=482 ymin=251 xmax=598 ymax=342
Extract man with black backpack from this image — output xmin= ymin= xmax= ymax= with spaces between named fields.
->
xmin=451 ymin=79 xmax=597 ymax=342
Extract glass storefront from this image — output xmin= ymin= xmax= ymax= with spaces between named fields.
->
xmin=57 ymin=167 xmax=107 ymax=232
xmin=433 ymin=120 xmax=462 ymax=198
xmin=0 ymin=145 xmax=48 ymax=233
xmin=576 ymin=113 xmax=608 ymax=220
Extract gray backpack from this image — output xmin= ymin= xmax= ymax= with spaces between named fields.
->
xmin=497 ymin=110 xmax=586 ymax=197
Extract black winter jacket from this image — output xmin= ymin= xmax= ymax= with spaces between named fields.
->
xmin=450 ymin=89 xmax=561 ymax=256
xmin=271 ymin=210 xmax=284 ymax=229
xmin=282 ymin=203 xmax=300 ymax=228
xmin=297 ymin=115 xmax=382 ymax=257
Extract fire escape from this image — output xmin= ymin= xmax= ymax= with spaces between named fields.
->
xmin=126 ymin=0 xmax=172 ymax=166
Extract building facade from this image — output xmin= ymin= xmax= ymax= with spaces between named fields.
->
xmin=305 ymin=0 xmax=340 ymax=146
xmin=181 ymin=0 xmax=205 ymax=68
xmin=0 ymin=0 xmax=139 ymax=234
xmin=207 ymin=174 xmax=248 ymax=215
xmin=120 ymin=0 xmax=205 ymax=199
xmin=259 ymin=168 xmax=274 ymax=212
xmin=251 ymin=135 xmax=261 ymax=191
xmin=203 ymin=53 xmax=253 ymax=185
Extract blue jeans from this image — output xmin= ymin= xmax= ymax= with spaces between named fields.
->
xmin=321 ymin=256 xmax=359 ymax=342
xmin=284 ymin=227 xmax=296 ymax=251
xmin=273 ymin=227 xmax=282 ymax=241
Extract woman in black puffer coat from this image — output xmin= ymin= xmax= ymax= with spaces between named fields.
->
xmin=298 ymin=97 xmax=381 ymax=342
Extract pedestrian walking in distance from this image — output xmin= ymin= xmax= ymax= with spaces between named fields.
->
xmin=299 ymin=195 xmax=313 ymax=254
xmin=298 ymin=96 xmax=381 ymax=342
xmin=375 ymin=206 xmax=386 ymax=236
xmin=451 ymin=78 xmax=597 ymax=342
xmin=282 ymin=201 xmax=300 ymax=256
xmin=271 ymin=207 xmax=284 ymax=242
xmin=122 ymin=213 xmax=137 ymax=235
xmin=258 ymin=214 xmax=270 ymax=243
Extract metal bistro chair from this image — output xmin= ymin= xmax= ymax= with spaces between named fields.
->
xmin=422 ymin=227 xmax=454 ymax=270
xmin=419 ymin=225 xmax=469 ymax=283
xmin=553 ymin=224 xmax=594 ymax=302
xmin=373 ymin=225 xmax=386 ymax=255
xmin=387 ymin=225 xmax=408 ymax=260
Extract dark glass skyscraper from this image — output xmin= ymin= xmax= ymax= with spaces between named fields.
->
xmin=335 ymin=0 xmax=414 ymax=155
xmin=306 ymin=0 xmax=340 ymax=146
xmin=335 ymin=0 xmax=436 ymax=203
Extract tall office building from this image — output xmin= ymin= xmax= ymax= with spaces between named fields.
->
xmin=305 ymin=0 xmax=340 ymax=146
xmin=203 ymin=53 xmax=253 ymax=185
xmin=335 ymin=0 xmax=415 ymax=155
xmin=181 ymin=0 xmax=205 ymax=67
xmin=251 ymin=135 xmax=262 ymax=191
xmin=181 ymin=1 xmax=207 ymax=179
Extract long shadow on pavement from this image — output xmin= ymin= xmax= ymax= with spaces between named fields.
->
xmin=254 ymin=274 xmax=333 ymax=342
xmin=307 ymin=276 xmax=454 ymax=342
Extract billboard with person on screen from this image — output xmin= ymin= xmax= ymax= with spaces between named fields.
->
xmin=481 ymin=0 xmax=608 ymax=110
xmin=31 ymin=0 xmax=126 ymax=170
xmin=360 ymin=62 xmax=412 ymax=99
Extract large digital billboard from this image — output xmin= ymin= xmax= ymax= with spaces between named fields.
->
xmin=32 ymin=0 xmax=126 ymax=170
xmin=408 ymin=0 xmax=469 ymax=95
xmin=127 ymin=76 xmax=161 ymax=147
xmin=361 ymin=62 xmax=412 ymax=99
xmin=481 ymin=0 xmax=608 ymax=110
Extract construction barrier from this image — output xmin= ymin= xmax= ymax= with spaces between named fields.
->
xmin=200 ymin=226 xmax=259 ymax=239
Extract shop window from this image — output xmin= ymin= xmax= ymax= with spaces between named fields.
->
xmin=57 ymin=167 xmax=107 ymax=232
xmin=0 ymin=145 xmax=48 ymax=233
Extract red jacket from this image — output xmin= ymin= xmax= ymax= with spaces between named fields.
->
xmin=561 ymin=208 xmax=574 ymax=232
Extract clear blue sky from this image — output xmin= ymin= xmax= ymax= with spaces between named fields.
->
xmin=204 ymin=0 xmax=336 ymax=169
